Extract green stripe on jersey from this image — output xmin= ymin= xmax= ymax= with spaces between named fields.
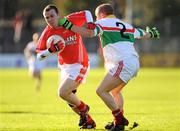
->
xmin=100 ymin=31 xmax=135 ymax=47
xmin=137 ymin=28 xmax=143 ymax=36
xmin=96 ymin=26 xmax=101 ymax=34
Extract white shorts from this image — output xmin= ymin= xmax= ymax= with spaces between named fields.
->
xmin=105 ymin=56 xmax=140 ymax=83
xmin=59 ymin=63 xmax=90 ymax=83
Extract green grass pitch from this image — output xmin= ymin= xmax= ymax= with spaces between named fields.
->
xmin=0 ymin=68 xmax=180 ymax=131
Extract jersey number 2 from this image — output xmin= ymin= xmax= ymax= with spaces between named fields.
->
xmin=116 ymin=22 xmax=130 ymax=39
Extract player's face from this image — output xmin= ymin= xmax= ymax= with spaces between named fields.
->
xmin=32 ymin=33 xmax=39 ymax=44
xmin=43 ymin=9 xmax=59 ymax=28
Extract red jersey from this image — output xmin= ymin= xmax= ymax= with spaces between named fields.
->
xmin=36 ymin=11 xmax=89 ymax=66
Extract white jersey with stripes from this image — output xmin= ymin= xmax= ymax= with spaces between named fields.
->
xmin=95 ymin=15 xmax=145 ymax=64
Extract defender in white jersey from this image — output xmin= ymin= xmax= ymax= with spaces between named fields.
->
xmin=24 ymin=33 xmax=44 ymax=91
xmin=59 ymin=3 xmax=160 ymax=131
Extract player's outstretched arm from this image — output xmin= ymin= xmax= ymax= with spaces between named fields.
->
xmin=58 ymin=18 xmax=97 ymax=38
xmin=135 ymin=26 xmax=160 ymax=39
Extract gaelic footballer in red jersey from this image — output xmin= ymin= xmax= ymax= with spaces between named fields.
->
xmin=36 ymin=5 xmax=96 ymax=129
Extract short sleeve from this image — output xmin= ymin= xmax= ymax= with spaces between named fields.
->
xmin=67 ymin=10 xmax=93 ymax=27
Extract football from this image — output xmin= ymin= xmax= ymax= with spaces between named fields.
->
xmin=46 ymin=35 xmax=65 ymax=49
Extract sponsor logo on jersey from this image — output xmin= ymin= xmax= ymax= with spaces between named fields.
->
xmin=65 ymin=35 xmax=77 ymax=45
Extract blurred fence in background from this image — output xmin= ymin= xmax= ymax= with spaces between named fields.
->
xmin=0 ymin=0 xmax=179 ymax=67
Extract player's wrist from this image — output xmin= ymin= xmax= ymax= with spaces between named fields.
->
xmin=58 ymin=18 xmax=73 ymax=30
xmin=48 ymin=48 xmax=53 ymax=53
xmin=87 ymin=22 xmax=96 ymax=30
xmin=93 ymin=26 xmax=100 ymax=36
xmin=37 ymin=49 xmax=51 ymax=61
xmin=48 ymin=44 xmax=58 ymax=53
xmin=148 ymin=31 xmax=154 ymax=38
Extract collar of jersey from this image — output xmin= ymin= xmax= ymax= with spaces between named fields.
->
xmin=105 ymin=15 xmax=116 ymax=18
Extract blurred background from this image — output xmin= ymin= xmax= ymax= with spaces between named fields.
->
xmin=0 ymin=0 xmax=180 ymax=68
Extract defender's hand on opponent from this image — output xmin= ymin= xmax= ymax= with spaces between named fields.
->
xmin=86 ymin=22 xmax=96 ymax=30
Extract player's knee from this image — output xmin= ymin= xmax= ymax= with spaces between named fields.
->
xmin=58 ymin=89 xmax=76 ymax=100
xmin=59 ymin=90 xmax=67 ymax=99
xmin=57 ymin=90 xmax=60 ymax=98
xmin=96 ymin=88 xmax=102 ymax=97
xmin=59 ymin=91 xmax=66 ymax=99
xmin=58 ymin=88 xmax=66 ymax=99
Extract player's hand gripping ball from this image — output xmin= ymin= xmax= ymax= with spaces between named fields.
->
xmin=46 ymin=35 xmax=65 ymax=53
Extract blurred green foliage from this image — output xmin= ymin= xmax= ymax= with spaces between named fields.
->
xmin=1 ymin=0 xmax=179 ymax=25
xmin=133 ymin=0 xmax=180 ymax=25
xmin=55 ymin=0 xmax=109 ymax=20
xmin=0 ymin=0 xmax=52 ymax=18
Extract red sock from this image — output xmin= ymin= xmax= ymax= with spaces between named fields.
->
xmin=112 ymin=109 xmax=123 ymax=125
xmin=77 ymin=101 xmax=86 ymax=112
xmin=121 ymin=109 xmax=124 ymax=115
xmin=87 ymin=114 xmax=93 ymax=121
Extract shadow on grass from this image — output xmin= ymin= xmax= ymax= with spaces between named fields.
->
xmin=1 ymin=111 xmax=151 ymax=131
xmin=0 ymin=111 xmax=74 ymax=115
